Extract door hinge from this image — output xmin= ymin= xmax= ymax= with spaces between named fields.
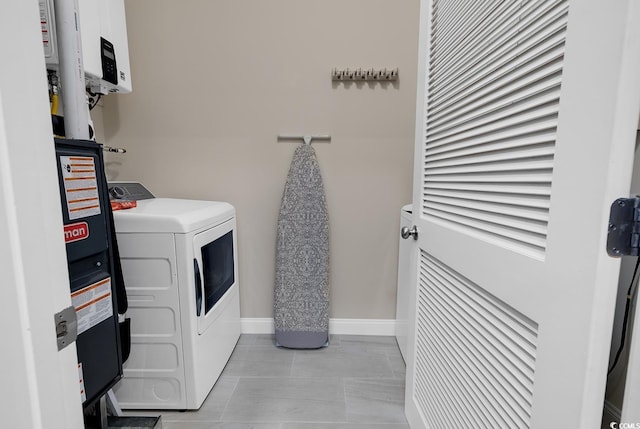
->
xmin=54 ymin=306 xmax=78 ymax=351
xmin=607 ymin=197 xmax=640 ymax=257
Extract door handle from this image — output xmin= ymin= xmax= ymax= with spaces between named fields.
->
xmin=194 ymin=259 xmax=203 ymax=317
xmin=401 ymin=225 xmax=418 ymax=240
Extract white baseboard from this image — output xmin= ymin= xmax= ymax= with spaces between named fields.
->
xmin=240 ymin=318 xmax=397 ymax=336
xmin=329 ymin=318 xmax=397 ymax=335
xmin=240 ymin=318 xmax=274 ymax=334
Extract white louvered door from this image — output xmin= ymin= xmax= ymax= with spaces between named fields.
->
xmin=405 ymin=0 xmax=640 ymax=428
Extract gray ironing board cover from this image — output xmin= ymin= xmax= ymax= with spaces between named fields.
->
xmin=274 ymin=143 xmax=329 ymax=348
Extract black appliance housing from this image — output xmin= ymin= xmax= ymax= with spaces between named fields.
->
xmin=54 ymin=139 xmax=123 ymax=408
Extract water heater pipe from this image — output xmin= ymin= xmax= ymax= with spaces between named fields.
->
xmin=53 ymin=0 xmax=89 ymax=140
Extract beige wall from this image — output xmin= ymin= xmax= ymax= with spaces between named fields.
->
xmin=100 ymin=0 xmax=420 ymax=319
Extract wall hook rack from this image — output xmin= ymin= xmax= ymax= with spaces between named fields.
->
xmin=331 ymin=67 xmax=398 ymax=82
xmin=277 ymin=135 xmax=331 ymax=145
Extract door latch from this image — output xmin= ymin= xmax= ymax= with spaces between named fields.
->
xmin=54 ymin=306 xmax=78 ymax=351
xmin=401 ymin=225 xmax=419 ymax=240
xmin=607 ymin=197 xmax=640 ymax=256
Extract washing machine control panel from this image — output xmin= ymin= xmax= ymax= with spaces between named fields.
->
xmin=107 ymin=182 xmax=155 ymax=200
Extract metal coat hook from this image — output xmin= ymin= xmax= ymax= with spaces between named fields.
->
xmin=277 ymin=135 xmax=331 ymax=145
xmin=102 ymin=145 xmax=127 ymax=153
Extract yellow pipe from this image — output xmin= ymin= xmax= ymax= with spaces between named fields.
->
xmin=50 ymin=93 xmax=59 ymax=115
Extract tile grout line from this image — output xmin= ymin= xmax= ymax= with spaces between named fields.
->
xmin=342 ymin=368 xmax=349 ymax=424
xmin=385 ymin=348 xmax=398 ymax=379
xmin=217 ymin=375 xmax=241 ymax=422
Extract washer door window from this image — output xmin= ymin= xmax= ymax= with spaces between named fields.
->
xmin=202 ymin=230 xmax=234 ymax=313
xmin=193 ymin=218 xmax=236 ymax=334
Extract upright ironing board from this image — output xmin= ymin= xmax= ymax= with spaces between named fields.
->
xmin=274 ymin=143 xmax=329 ymax=348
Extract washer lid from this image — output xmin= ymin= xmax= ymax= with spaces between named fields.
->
xmin=113 ymin=198 xmax=235 ymax=233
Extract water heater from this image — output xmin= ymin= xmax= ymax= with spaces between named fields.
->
xmin=40 ymin=0 xmax=132 ymax=94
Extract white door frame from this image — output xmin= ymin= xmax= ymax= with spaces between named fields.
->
xmin=0 ymin=1 xmax=84 ymax=427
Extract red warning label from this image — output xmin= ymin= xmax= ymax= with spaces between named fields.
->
xmin=71 ymin=278 xmax=113 ymax=335
xmin=59 ymin=156 xmax=101 ymax=220
xmin=64 ymin=222 xmax=89 ymax=243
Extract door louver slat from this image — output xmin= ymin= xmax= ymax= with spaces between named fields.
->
xmin=427 ymin=80 xmax=562 ymax=137
xmin=428 ymin=49 xmax=564 ymax=126
xmin=422 ymin=0 xmax=567 ymax=260
xmin=430 ymin=0 xmax=508 ymax=66
xmin=425 ymin=188 xmax=550 ymax=209
xmin=423 ymin=205 xmax=548 ymax=244
xmin=414 ymin=252 xmax=539 ymax=428
xmin=430 ymin=2 xmax=568 ymax=98
xmin=425 ymin=131 xmax=556 ymax=161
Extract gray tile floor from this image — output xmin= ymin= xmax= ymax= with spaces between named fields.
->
xmin=133 ymin=334 xmax=409 ymax=429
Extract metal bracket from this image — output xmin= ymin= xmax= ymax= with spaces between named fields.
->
xmin=277 ymin=134 xmax=331 ymax=146
xmin=54 ymin=306 xmax=78 ymax=351
xmin=607 ymin=197 xmax=640 ymax=257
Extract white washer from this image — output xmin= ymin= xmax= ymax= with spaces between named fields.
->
xmin=110 ymin=183 xmax=240 ymax=410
